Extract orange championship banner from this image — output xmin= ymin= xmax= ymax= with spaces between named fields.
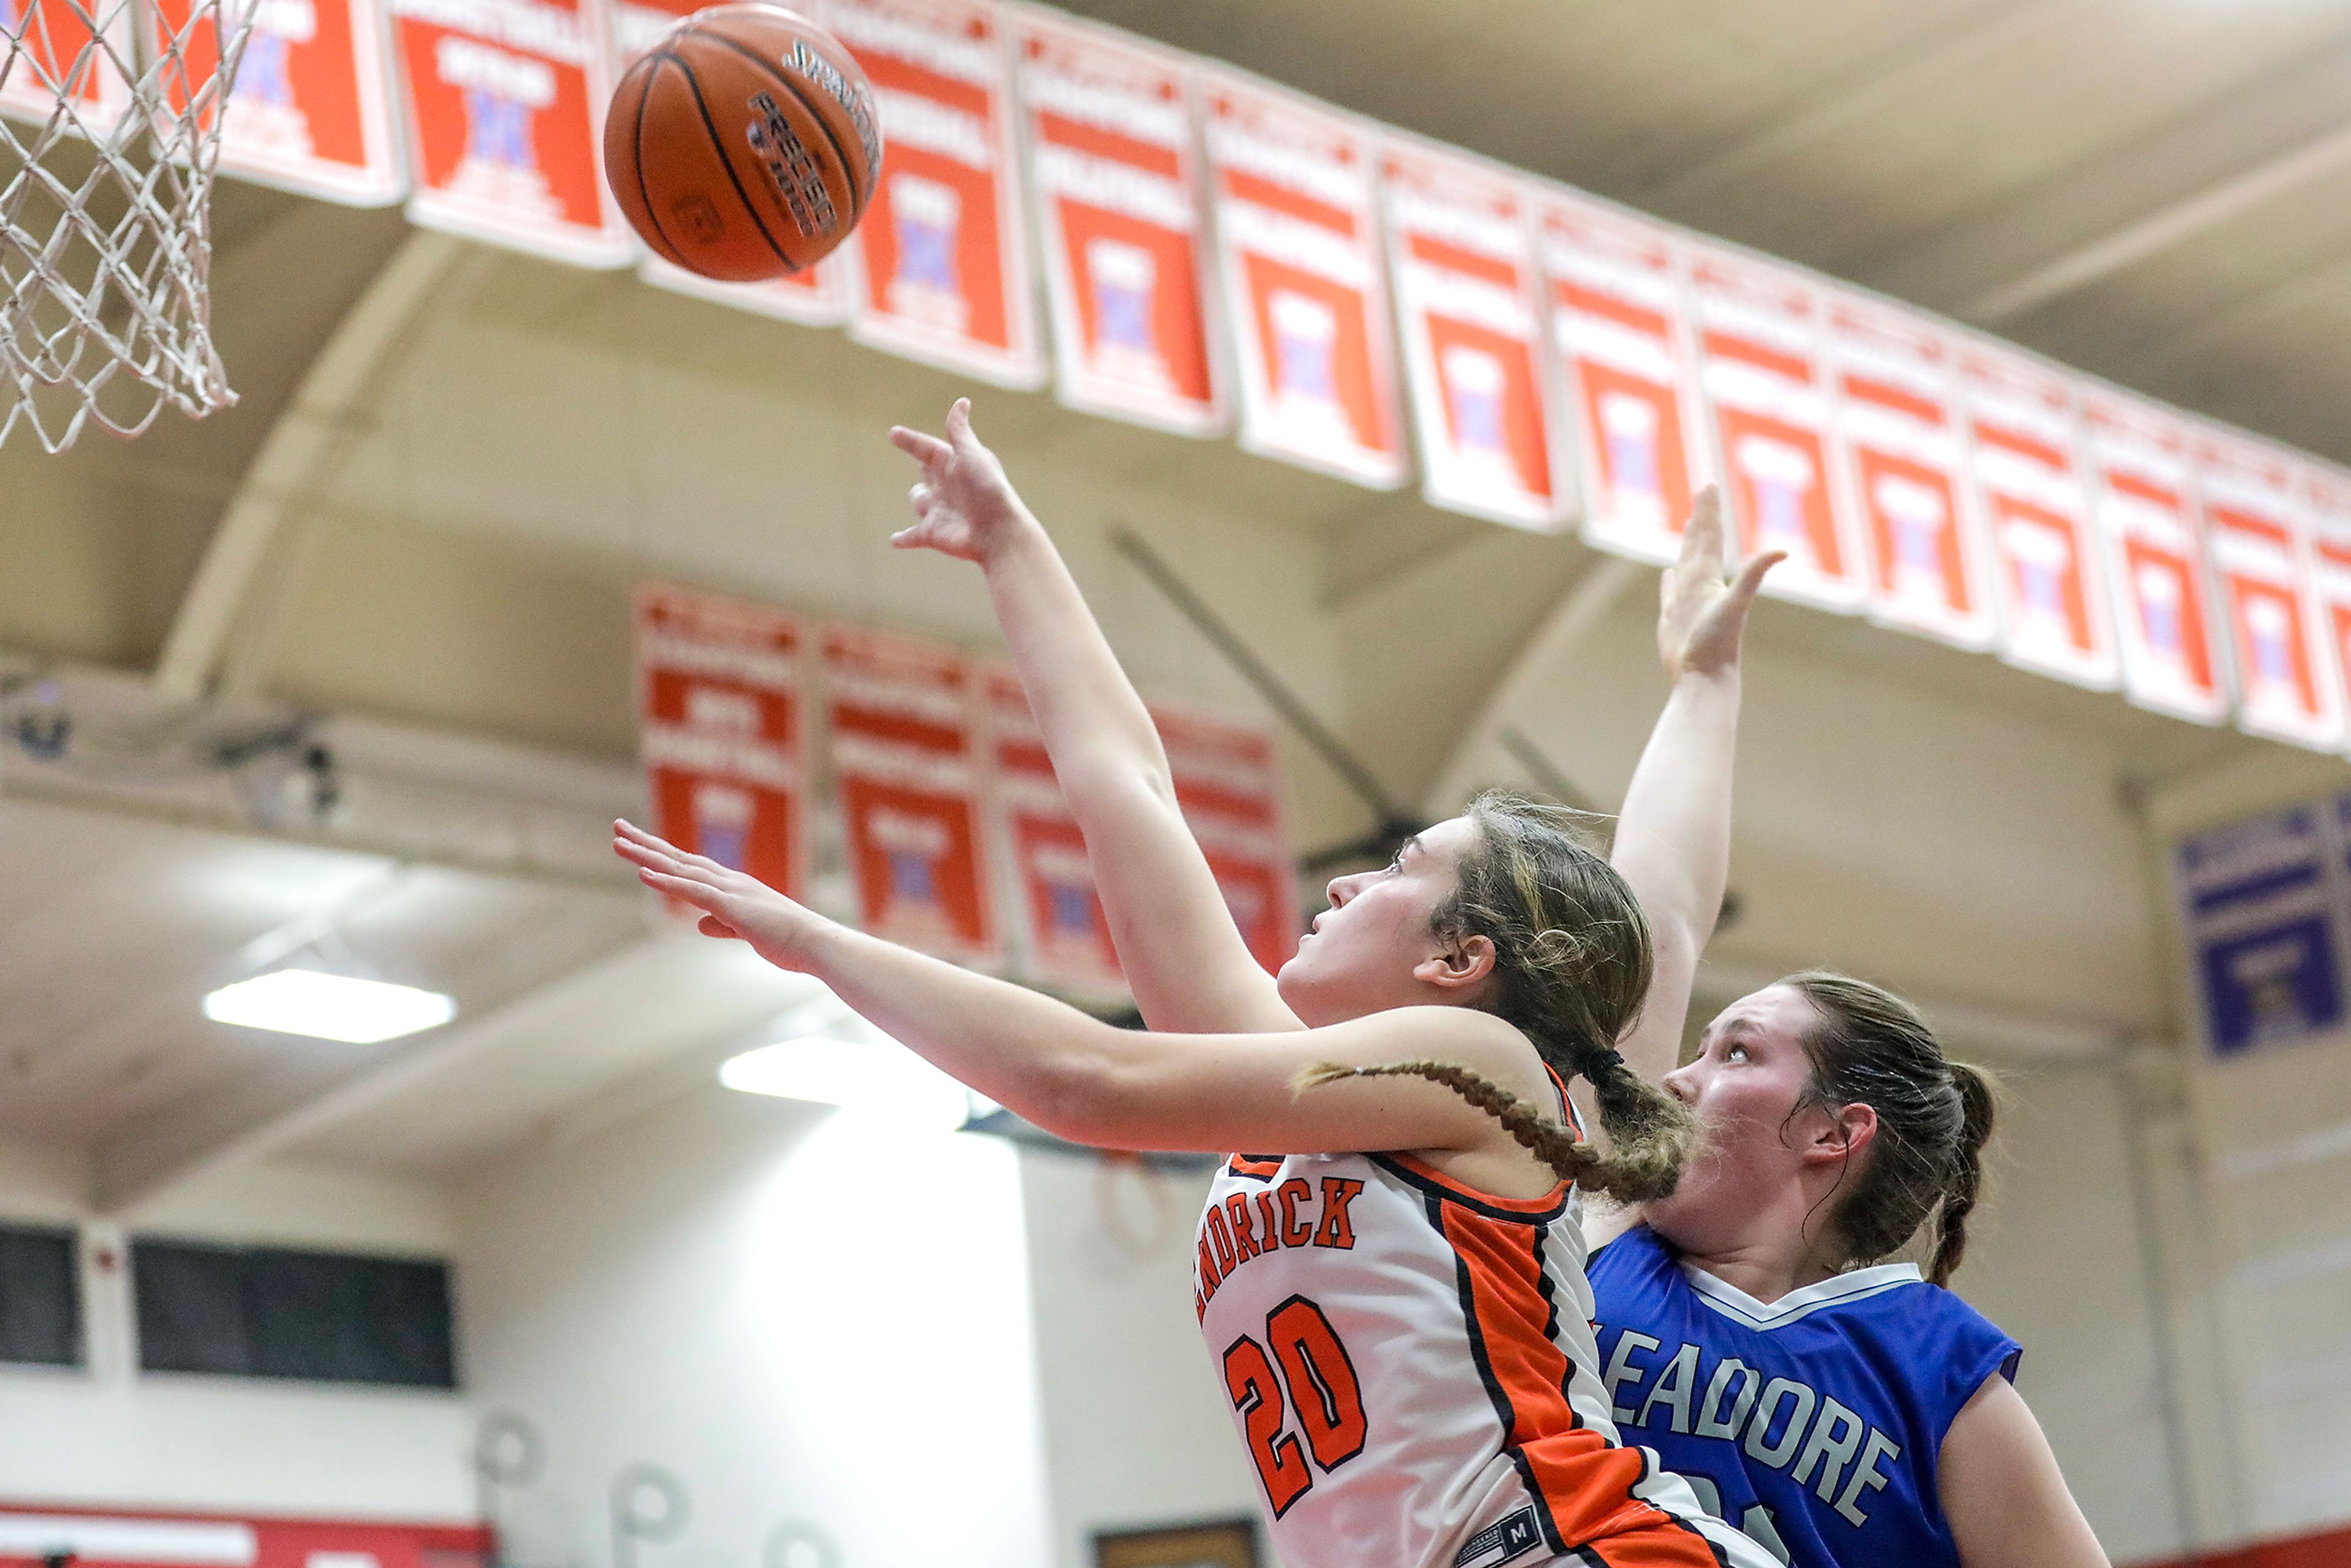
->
xmin=823 ymin=626 xmax=1000 ymax=962
xmin=2082 ymin=390 xmax=2230 ymax=724
xmin=2305 ymin=466 xmax=2351 ymax=762
xmin=0 ymin=0 xmax=130 ymax=127
xmin=2196 ymin=432 xmax=2343 ymax=751
xmin=1954 ymin=343 xmax=2116 ymax=689
xmin=1826 ymin=294 xmax=1997 ymax=650
xmin=820 ymin=0 xmax=1041 ymax=387
xmin=1018 ymin=13 xmax=1222 ymax=435
xmin=1150 ymin=702 xmax=1297 ymax=976
xmin=152 ymin=0 xmax=403 ymax=204
xmin=608 ymin=0 xmax=849 ymax=322
xmin=1381 ymin=140 xmax=1561 ymax=530
xmin=1200 ymin=72 xmax=1403 ymax=489
xmin=1537 ymin=190 xmax=1703 ymax=562
xmin=388 ymin=0 xmax=631 ymax=265
xmin=1687 ymin=246 xmax=1864 ymax=611
xmin=980 ymin=665 xmax=1123 ymax=996
xmin=635 ymin=585 xmax=808 ymax=900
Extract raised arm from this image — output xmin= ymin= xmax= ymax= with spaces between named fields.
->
xmin=616 ymin=819 xmax=1539 ymax=1155
xmin=890 ymin=401 xmax=1300 ymax=1034
xmin=1609 ymin=487 xmax=1779 ymax=1087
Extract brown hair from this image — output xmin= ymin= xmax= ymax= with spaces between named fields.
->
xmin=1299 ymin=792 xmax=1699 ymax=1204
xmin=1782 ymin=970 xmax=1997 ymax=1286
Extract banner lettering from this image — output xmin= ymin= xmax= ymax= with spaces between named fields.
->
xmin=636 ymin=585 xmax=806 ymax=901
xmin=390 ymin=0 xmax=629 ymax=264
xmin=1688 ymin=248 xmax=1864 ymax=609
xmin=2082 ymin=391 xmax=2229 ymax=723
xmin=823 ymin=625 xmax=1000 ymax=962
xmin=1382 ymin=140 xmax=1560 ymax=530
xmin=1201 ymin=73 xmax=1404 ymax=488
xmin=1827 ymin=295 xmax=1995 ymax=648
xmin=821 ymin=0 xmax=1042 ymax=386
xmin=154 ymin=0 xmax=404 ymax=205
xmin=1019 ymin=15 xmax=1221 ymax=433
xmin=2196 ymin=432 xmax=2342 ymax=751
xmin=1537 ymin=190 xmax=1701 ymax=561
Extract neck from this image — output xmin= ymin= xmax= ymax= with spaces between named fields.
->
xmin=1660 ymin=1171 xmax=1850 ymax=1305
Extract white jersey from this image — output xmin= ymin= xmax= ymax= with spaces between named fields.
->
xmin=1195 ymin=1106 xmax=1779 ymax=1568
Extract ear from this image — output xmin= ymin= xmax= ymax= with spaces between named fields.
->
xmin=1799 ymin=1100 xmax=1880 ymax=1169
xmin=1414 ymin=931 xmax=1497 ymax=994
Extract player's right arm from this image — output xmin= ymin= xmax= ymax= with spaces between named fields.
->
xmin=888 ymin=400 xmax=1302 ymax=1035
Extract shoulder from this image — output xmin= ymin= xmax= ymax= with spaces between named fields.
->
xmin=1354 ymin=1005 xmax=1556 ymax=1106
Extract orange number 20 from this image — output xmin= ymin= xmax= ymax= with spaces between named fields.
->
xmin=1221 ymin=1295 xmax=1367 ymax=1514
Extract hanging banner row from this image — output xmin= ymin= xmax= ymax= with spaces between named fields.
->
xmin=636 ymin=583 xmax=1299 ymax=997
xmin=26 ymin=0 xmax=2351 ymax=755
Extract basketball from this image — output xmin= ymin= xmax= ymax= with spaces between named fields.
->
xmin=603 ymin=4 xmax=882 ymax=283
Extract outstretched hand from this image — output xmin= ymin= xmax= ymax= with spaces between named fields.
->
xmin=1658 ymin=484 xmax=1782 ymax=681
xmin=612 ymin=819 xmax=832 ymax=972
xmin=887 ymin=397 xmax=1035 ymax=565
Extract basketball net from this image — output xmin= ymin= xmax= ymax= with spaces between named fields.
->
xmin=1 ymin=0 xmax=254 ymax=451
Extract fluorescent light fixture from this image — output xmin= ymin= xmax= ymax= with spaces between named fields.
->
xmin=202 ymin=969 xmax=456 ymax=1044
xmin=721 ymin=1030 xmax=972 ymax=1133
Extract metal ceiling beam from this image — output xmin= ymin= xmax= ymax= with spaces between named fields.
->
xmin=152 ymin=231 xmax=468 ymax=705
xmin=1421 ymin=553 xmax=1645 ymax=815
xmin=1858 ymin=29 xmax=2351 ymax=318
xmin=1965 ymin=124 xmax=2351 ymax=323
xmin=1629 ymin=0 xmax=2091 ymax=212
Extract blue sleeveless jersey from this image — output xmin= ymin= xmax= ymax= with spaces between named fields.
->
xmin=1586 ymin=1225 xmax=2020 ymax=1568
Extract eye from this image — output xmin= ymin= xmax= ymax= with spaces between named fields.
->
xmin=1725 ymin=1042 xmax=1751 ymax=1063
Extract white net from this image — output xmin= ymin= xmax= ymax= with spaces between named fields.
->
xmin=1 ymin=0 xmax=253 ymax=450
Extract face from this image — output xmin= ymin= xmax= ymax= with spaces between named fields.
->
xmin=1277 ymin=816 xmax=1485 ymax=1027
xmin=1644 ymin=984 xmax=1849 ymax=1250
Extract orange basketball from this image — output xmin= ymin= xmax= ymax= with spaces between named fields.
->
xmin=604 ymin=4 xmax=882 ymax=283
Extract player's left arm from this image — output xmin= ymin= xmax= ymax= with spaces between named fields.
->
xmin=1938 ymin=1373 xmax=2111 ymax=1568
xmin=613 ymin=819 xmax=1555 ymax=1157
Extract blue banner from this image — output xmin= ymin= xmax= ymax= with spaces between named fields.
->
xmin=2175 ymin=803 xmax=2350 ymax=1058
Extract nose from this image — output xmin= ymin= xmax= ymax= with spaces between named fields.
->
xmin=1325 ymin=872 xmax=1365 ymax=909
xmin=1662 ymin=1060 xmax=1698 ymax=1106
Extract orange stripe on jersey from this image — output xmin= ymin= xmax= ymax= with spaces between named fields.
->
xmin=1434 ymin=1202 xmax=1706 ymax=1559
xmin=1381 ymin=1153 xmax=1570 ymax=1219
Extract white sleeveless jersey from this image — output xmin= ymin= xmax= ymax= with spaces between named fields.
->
xmin=1195 ymin=1142 xmax=1779 ymax=1568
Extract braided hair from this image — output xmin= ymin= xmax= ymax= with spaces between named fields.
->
xmin=1297 ymin=792 xmax=1699 ymax=1204
xmin=1783 ymin=971 xmax=1998 ymax=1287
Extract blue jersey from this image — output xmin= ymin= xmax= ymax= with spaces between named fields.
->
xmin=1587 ymin=1225 xmax=2020 ymax=1568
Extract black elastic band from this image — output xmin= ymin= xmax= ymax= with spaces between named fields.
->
xmin=1586 ymin=1048 xmax=1625 ymax=1076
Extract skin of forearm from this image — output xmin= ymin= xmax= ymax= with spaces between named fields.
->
xmin=983 ymin=522 xmax=1169 ymax=791
xmin=1611 ymin=667 xmax=1742 ymax=945
xmin=798 ymin=917 xmax=1134 ymax=1140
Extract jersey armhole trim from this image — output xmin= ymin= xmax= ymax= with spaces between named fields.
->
xmin=1373 ymin=1152 xmax=1572 ymax=1222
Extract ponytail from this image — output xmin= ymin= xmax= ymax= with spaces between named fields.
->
xmin=1784 ymin=971 xmax=2000 ymax=1285
xmin=1929 ymin=1061 xmax=1998 ymax=1286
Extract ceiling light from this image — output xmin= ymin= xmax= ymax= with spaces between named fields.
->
xmin=720 ymin=1032 xmax=972 ymax=1133
xmin=202 ymin=969 xmax=457 ymax=1044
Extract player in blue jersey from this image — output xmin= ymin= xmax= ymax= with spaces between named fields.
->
xmin=1568 ymin=491 xmax=2109 ymax=1568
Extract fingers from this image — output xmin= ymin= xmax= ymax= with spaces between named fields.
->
xmin=613 ymin=821 xmax=727 ymax=882
xmin=637 ymin=866 xmax=722 ymax=908
xmin=909 ymin=481 xmax=934 ymax=517
xmin=1678 ymin=483 xmax=1724 ymax=574
xmin=888 ymin=425 xmax=952 ymax=465
xmin=697 ymin=914 xmax=744 ymax=941
xmin=1727 ymin=549 xmax=1785 ymax=609
xmin=945 ymin=396 xmax=978 ymax=451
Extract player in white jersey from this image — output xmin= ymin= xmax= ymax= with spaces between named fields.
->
xmin=651 ymin=397 xmax=1772 ymax=1568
